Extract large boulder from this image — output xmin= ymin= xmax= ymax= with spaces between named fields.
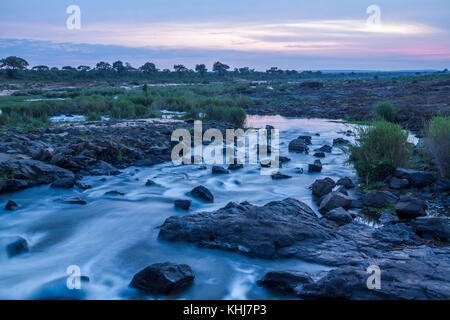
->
xmin=271 ymin=172 xmax=292 ymax=180
xmin=308 ymin=160 xmax=322 ymax=173
xmin=288 ymin=138 xmax=309 ymax=152
xmin=323 ymin=207 xmax=353 ymax=226
xmin=129 ymin=262 xmax=194 ymax=295
xmin=318 ymin=192 xmax=352 ymax=214
xmin=258 ymin=271 xmax=313 ymax=295
xmin=312 ymin=177 xmax=335 ymax=197
xmin=50 ymin=177 xmax=75 ymax=189
xmin=336 ymin=177 xmax=355 ymax=189
xmin=315 ymin=145 xmax=332 ymax=153
xmin=389 ymin=177 xmax=410 ymax=189
xmin=394 ymin=168 xmax=436 ymax=188
xmin=395 ymin=195 xmax=427 ymax=219
xmin=361 ymin=190 xmax=399 ymax=208
xmin=174 ymin=199 xmax=191 ymax=210
xmin=4 ymin=236 xmax=29 ymax=257
xmin=212 ymin=166 xmax=229 ymax=174
xmin=189 ymin=185 xmax=214 ymax=202
xmin=5 ymin=200 xmax=18 ymax=211
xmin=412 ymin=217 xmax=450 ymax=241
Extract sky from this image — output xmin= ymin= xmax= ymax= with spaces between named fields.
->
xmin=0 ymin=0 xmax=449 ymax=70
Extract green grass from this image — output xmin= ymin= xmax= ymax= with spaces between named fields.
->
xmin=425 ymin=116 xmax=450 ymax=178
xmin=375 ymin=101 xmax=396 ymax=122
xmin=348 ymin=120 xmax=412 ymax=182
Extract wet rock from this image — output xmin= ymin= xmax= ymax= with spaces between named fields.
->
xmin=50 ymin=177 xmax=75 ymax=189
xmin=373 ymin=223 xmax=420 ymax=246
xmin=412 ymin=217 xmax=450 ymax=241
xmin=336 ymin=177 xmax=355 ymax=189
xmin=104 ymin=190 xmax=125 ymax=196
xmin=61 ymin=197 xmax=87 ymax=205
xmin=312 ymin=177 xmax=335 ymax=197
xmin=134 ymin=159 xmax=157 ymax=167
xmin=394 ymin=168 xmax=436 ymax=188
xmin=29 ymin=276 xmax=90 ymax=300
xmin=436 ymin=179 xmax=450 ymax=192
xmin=315 ymin=145 xmax=332 ymax=153
xmin=335 ymin=185 xmax=348 ymax=195
xmin=6 ymin=236 xmax=29 ymax=257
xmin=361 ymin=190 xmax=399 ymax=208
xmin=271 ymin=172 xmax=292 ymax=180
xmin=88 ymin=161 xmax=120 ymax=176
xmin=5 ymin=200 xmax=18 ymax=211
xmin=212 ymin=166 xmax=229 ymax=174
xmin=379 ymin=212 xmax=399 ymax=225
xmin=129 ymin=262 xmax=194 ymax=295
xmin=308 ymin=160 xmax=322 ymax=173
xmin=145 ymin=179 xmax=155 ymax=186
xmin=75 ymin=182 xmax=91 ymax=190
xmin=228 ymin=163 xmax=243 ymax=170
xmin=318 ymin=192 xmax=352 ymax=214
xmin=349 ymin=199 xmax=363 ymax=208
xmin=395 ymin=195 xmax=427 ymax=219
xmin=313 ymin=152 xmax=325 ymax=158
xmin=288 ymin=138 xmax=309 ymax=152
xmin=190 ymin=186 xmax=214 ymax=202
xmin=278 ymin=156 xmax=291 ymax=163
xmin=174 ymin=199 xmax=191 ymax=210
xmin=297 ymin=136 xmax=312 ymax=145
xmin=323 ymin=207 xmax=352 ymax=226
xmin=389 ymin=177 xmax=410 ymax=189
xmin=333 ymin=138 xmax=350 ymax=146
xmin=258 ymin=271 xmax=313 ymax=295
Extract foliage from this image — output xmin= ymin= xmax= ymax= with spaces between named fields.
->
xmin=425 ymin=116 xmax=450 ymax=178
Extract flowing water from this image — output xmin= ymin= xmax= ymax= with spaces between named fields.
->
xmin=0 ymin=116 xmax=362 ymax=300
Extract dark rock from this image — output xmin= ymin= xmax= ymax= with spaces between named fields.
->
xmin=6 ymin=237 xmax=29 ymax=257
xmin=335 ymin=185 xmax=348 ymax=195
xmin=373 ymin=223 xmax=420 ymax=246
xmin=349 ymin=199 xmax=363 ymax=208
xmin=362 ymin=190 xmax=399 ymax=208
xmin=323 ymin=207 xmax=352 ymax=226
xmin=129 ymin=262 xmax=194 ymax=295
xmin=88 ymin=161 xmax=120 ymax=176
xmin=212 ymin=166 xmax=229 ymax=174
xmin=389 ymin=177 xmax=410 ymax=189
xmin=134 ymin=159 xmax=157 ymax=167
xmin=61 ymin=197 xmax=87 ymax=205
xmin=190 ymin=186 xmax=214 ymax=202
xmin=271 ymin=172 xmax=292 ymax=180
xmin=313 ymin=152 xmax=325 ymax=158
xmin=333 ymin=138 xmax=350 ymax=146
xmin=395 ymin=195 xmax=427 ymax=219
xmin=297 ymin=136 xmax=312 ymax=145
xmin=379 ymin=212 xmax=399 ymax=225
xmin=258 ymin=271 xmax=313 ymax=295
xmin=312 ymin=177 xmax=335 ymax=197
xmin=394 ymin=168 xmax=436 ymax=188
xmin=228 ymin=163 xmax=243 ymax=170
xmin=319 ymin=192 xmax=352 ymax=214
xmin=145 ymin=180 xmax=155 ymax=186
xmin=315 ymin=145 xmax=332 ymax=153
xmin=436 ymin=179 xmax=450 ymax=192
xmin=336 ymin=177 xmax=355 ymax=189
xmin=278 ymin=156 xmax=291 ymax=163
xmin=75 ymin=182 xmax=91 ymax=190
xmin=299 ymin=81 xmax=324 ymax=89
xmin=50 ymin=177 xmax=75 ymax=189
xmin=104 ymin=190 xmax=125 ymax=196
xmin=5 ymin=200 xmax=18 ymax=211
xmin=288 ymin=138 xmax=309 ymax=152
xmin=308 ymin=160 xmax=322 ymax=173
xmin=412 ymin=217 xmax=450 ymax=241
xmin=174 ymin=200 xmax=191 ymax=210
xmin=30 ymin=276 xmax=90 ymax=300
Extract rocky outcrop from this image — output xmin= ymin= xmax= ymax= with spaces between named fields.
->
xmin=323 ymin=207 xmax=352 ymax=226
xmin=361 ymin=190 xmax=399 ymax=208
xmin=288 ymin=138 xmax=309 ymax=152
xmin=336 ymin=177 xmax=355 ymax=189
xmin=394 ymin=168 xmax=436 ymax=188
xmin=412 ymin=217 xmax=450 ymax=241
xmin=308 ymin=160 xmax=322 ymax=173
xmin=311 ymin=177 xmax=335 ymax=197
xmin=318 ymin=192 xmax=352 ymax=213
xmin=395 ymin=195 xmax=427 ymax=219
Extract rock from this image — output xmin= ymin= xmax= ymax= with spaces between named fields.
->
xmin=297 ymin=136 xmax=312 ymax=145
xmin=299 ymin=81 xmax=324 ymax=89
xmin=75 ymin=182 xmax=91 ymax=190
xmin=5 ymin=200 xmax=18 ymax=211
xmin=61 ymin=197 xmax=87 ymax=205
xmin=389 ymin=177 xmax=410 ymax=189
xmin=394 ymin=168 xmax=436 ymax=188
xmin=436 ymin=179 xmax=450 ymax=192
xmin=174 ymin=199 xmax=191 ymax=210
xmin=313 ymin=152 xmax=325 ymax=158
xmin=315 ymin=145 xmax=332 ymax=153
xmin=324 ymin=207 xmax=353 ymax=226
xmin=190 ymin=186 xmax=214 ymax=202
xmin=361 ymin=190 xmax=399 ymax=208
xmin=349 ymin=199 xmax=363 ymax=208
xmin=336 ymin=177 xmax=355 ymax=189
xmin=312 ymin=177 xmax=335 ymax=197
xmin=129 ymin=262 xmax=194 ymax=295
xmin=271 ymin=172 xmax=292 ymax=180
xmin=104 ymin=190 xmax=125 ymax=196
xmin=333 ymin=138 xmax=350 ymax=146
xmin=395 ymin=195 xmax=427 ymax=219
xmin=145 ymin=179 xmax=155 ymax=186
xmin=308 ymin=160 xmax=322 ymax=173
xmin=288 ymin=138 xmax=309 ymax=152
xmin=379 ymin=212 xmax=399 ymax=225
xmin=228 ymin=163 xmax=243 ymax=170
xmin=278 ymin=156 xmax=291 ymax=163
xmin=373 ymin=223 xmax=420 ymax=246
xmin=88 ymin=161 xmax=120 ymax=176
xmin=134 ymin=159 xmax=157 ymax=167
xmin=29 ymin=276 xmax=90 ymax=300
xmin=258 ymin=271 xmax=313 ymax=295
xmin=6 ymin=236 xmax=29 ymax=257
xmin=319 ymin=192 xmax=352 ymax=214
xmin=335 ymin=185 xmax=348 ymax=195
xmin=412 ymin=217 xmax=450 ymax=241
xmin=50 ymin=177 xmax=75 ymax=189
xmin=212 ymin=166 xmax=229 ymax=174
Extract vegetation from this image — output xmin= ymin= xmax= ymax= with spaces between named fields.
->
xmin=348 ymin=120 xmax=412 ymax=182
xmin=375 ymin=101 xmax=396 ymax=122
xmin=425 ymin=116 xmax=450 ymax=178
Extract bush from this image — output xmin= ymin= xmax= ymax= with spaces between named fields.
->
xmin=375 ymin=101 xmax=396 ymax=122
xmin=348 ymin=120 xmax=412 ymax=182
xmin=425 ymin=116 xmax=450 ymax=178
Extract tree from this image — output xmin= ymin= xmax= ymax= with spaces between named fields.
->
xmin=62 ymin=66 xmax=76 ymax=71
xmin=140 ymin=62 xmax=157 ymax=75
xmin=112 ymin=60 xmax=127 ymax=73
xmin=77 ymin=65 xmax=91 ymax=72
xmin=96 ymin=61 xmax=112 ymax=71
xmin=173 ymin=64 xmax=188 ymax=75
xmin=195 ymin=64 xmax=207 ymax=75
xmin=239 ymin=67 xmax=250 ymax=75
xmin=32 ymin=65 xmax=50 ymax=72
xmin=212 ymin=61 xmax=229 ymax=76
xmin=0 ymin=56 xmax=29 ymax=78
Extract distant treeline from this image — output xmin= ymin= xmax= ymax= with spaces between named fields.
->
xmin=3 ymin=56 xmax=445 ymax=82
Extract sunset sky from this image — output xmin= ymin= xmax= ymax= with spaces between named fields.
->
xmin=1 ymin=0 xmax=449 ymax=70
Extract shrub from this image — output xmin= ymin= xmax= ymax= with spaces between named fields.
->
xmin=348 ymin=120 xmax=412 ymax=182
xmin=425 ymin=116 xmax=450 ymax=178
xmin=375 ymin=101 xmax=396 ymax=122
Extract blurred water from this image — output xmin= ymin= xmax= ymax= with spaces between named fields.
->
xmin=0 ymin=116 xmax=361 ymax=300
